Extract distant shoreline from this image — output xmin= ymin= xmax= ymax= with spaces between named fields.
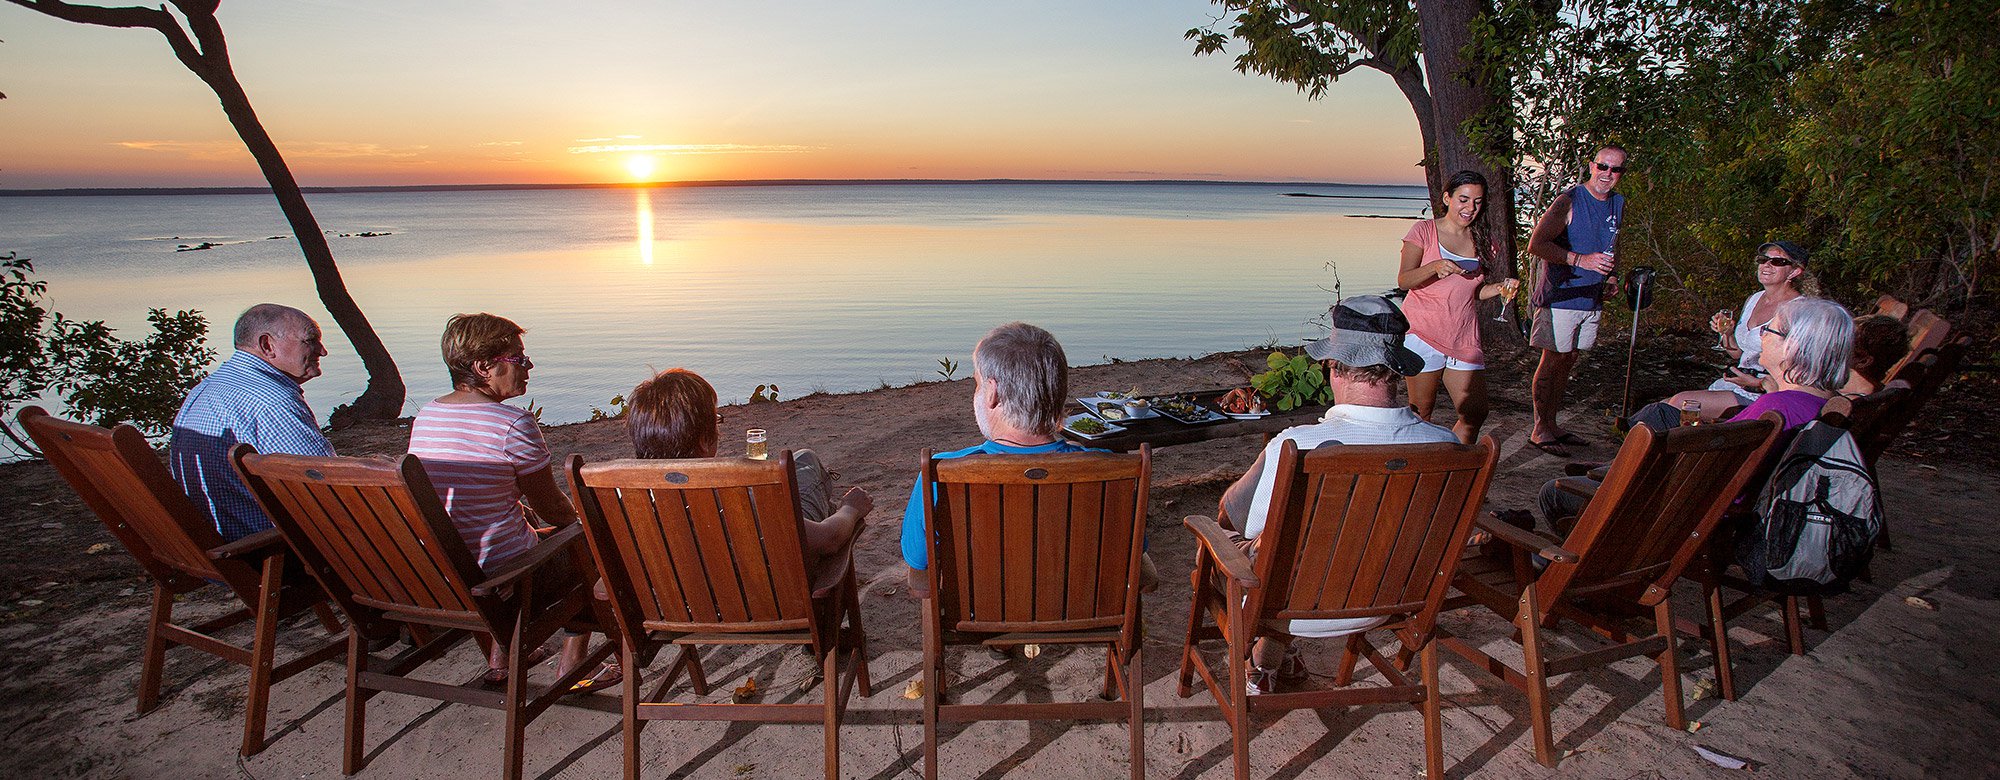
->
xmin=0 ymin=178 xmax=1429 ymax=199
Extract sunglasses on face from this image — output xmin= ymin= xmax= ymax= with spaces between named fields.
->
xmin=494 ymin=354 xmax=534 ymax=370
xmin=1593 ymin=161 xmax=1626 ymax=174
xmin=1755 ymin=254 xmax=1797 ymax=267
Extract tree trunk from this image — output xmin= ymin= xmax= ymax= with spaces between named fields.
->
xmin=181 ymin=47 xmax=406 ymax=422
xmin=1415 ymin=0 xmax=1519 ymax=278
xmin=1384 ymin=58 xmax=1446 ymax=212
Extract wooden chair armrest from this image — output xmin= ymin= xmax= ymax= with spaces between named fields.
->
xmin=1183 ymin=515 xmax=1258 ymax=588
xmin=1473 ymin=513 xmax=1579 ymax=564
xmin=471 ymin=523 xmax=583 ymax=597
xmin=209 ymin=528 xmax=285 ymax=561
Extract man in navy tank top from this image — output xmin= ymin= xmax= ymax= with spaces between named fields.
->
xmin=1522 ymin=144 xmax=1627 ymax=457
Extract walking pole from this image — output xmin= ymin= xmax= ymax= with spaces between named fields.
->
xmin=1619 ymin=267 xmax=1658 ymax=419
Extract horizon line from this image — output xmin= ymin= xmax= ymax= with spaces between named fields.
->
xmin=0 ymin=177 xmax=1430 ymax=198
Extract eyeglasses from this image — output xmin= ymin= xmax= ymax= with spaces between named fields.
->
xmin=1593 ymin=161 xmax=1626 ymax=174
xmin=494 ymin=354 xmax=533 ymax=370
xmin=1760 ymin=324 xmax=1789 ymax=339
xmin=1755 ymin=254 xmax=1797 ymax=267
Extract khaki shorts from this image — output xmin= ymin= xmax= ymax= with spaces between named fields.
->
xmin=1530 ymin=307 xmax=1601 ymax=352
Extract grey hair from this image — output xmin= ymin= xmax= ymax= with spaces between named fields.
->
xmin=974 ymin=322 xmax=1069 ymax=437
xmin=1776 ymin=297 xmax=1852 ymax=392
xmin=233 ymin=304 xmax=311 ymax=348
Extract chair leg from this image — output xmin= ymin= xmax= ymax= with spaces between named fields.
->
xmin=139 ymin=583 xmax=173 ymax=714
xmin=845 ymin=573 xmax=872 ymax=697
xmin=1335 ymin=634 xmax=1363 ymax=686
xmin=313 ymin=601 xmax=344 ymax=635
xmin=241 ymin=555 xmax=285 ymax=757
xmin=1128 ymin=643 xmax=1144 ymax=780
xmin=1227 ymin=585 xmax=1251 ymax=780
xmin=343 ymin=631 xmax=368 ymax=775
xmin=1517 ymin=584 xmax=1558 ymax=768
xmin=502 ymin=625 xmax=528 ymax=780
xmin=1704 ymin=577 xmax=1737 ymax=702
xmin=1806 ymin=595 xmax=1828 ymax=631
xmin=823 ymin=644 xmax=840 ymax=780
xmin=621 ymin=642 xmax=642 ymax=780
xmin=1177 ymin=567 xmax=1206 ymax=698
xmin=1101 ymin=645 xmax=1119 ymax=701
xmin=1420 ymin=640 xmax=1444 ymax=780
xmin=922 ymin=607 xmax=941 ymax=780
xmin=1654 ymin=599 xmax=1687 ymax=729
xmin=684 ymin=647 xmax=711 ymax=696
xmin=1783 ymin=596 xmax=1806 ymax=656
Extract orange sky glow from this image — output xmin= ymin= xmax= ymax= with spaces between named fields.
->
xmin=1 ymin=2 xmax=1424 ymax=189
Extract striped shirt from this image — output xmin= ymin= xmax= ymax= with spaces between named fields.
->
xmin=169 ymin=351 xmax=334 ymax=541
xmin=408 ymin=401 xmax=549 ymax=569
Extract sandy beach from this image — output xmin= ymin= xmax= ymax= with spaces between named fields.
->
xmin=3 ymin=337 xmax=1995 ymax=779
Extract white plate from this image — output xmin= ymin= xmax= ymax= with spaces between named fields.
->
xmin=1063 ymin=413 xmax=1125 ymax=439
xmin=1079 ymin=397 xmax=1157 ymax=421
xmin=1221 ymin=410 xmax=1271 ymax=420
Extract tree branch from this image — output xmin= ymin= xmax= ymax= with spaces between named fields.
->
xmin=6 ymin=0 xmax=205 ymax=68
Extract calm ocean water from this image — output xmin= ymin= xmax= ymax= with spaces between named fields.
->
xmin=1 ymin=182 xmax=1423 ymax=425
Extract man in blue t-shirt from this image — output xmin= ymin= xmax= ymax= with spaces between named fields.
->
xmin=1523 ymin=144 xmax=1628 ymax=457
xmin=898 ymin=321 xmax=1156 ymax=594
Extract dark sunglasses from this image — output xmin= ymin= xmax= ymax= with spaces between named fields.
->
xmin=1593 ymin=161 xmax=1626 ymax=174
xmin=494 ymin=354 xmax=534 ymax=369
xmin=1755 ymin=254 xmax=1797 ymax=267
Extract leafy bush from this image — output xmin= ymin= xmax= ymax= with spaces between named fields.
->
xmin=1249 ymin=351 xmax=1331 ymax=411
xmin=0 ymin=253 xmax=214 ymax=448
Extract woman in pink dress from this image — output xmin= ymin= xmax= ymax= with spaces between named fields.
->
xmin=1394 ymin=170 xmax=1518 ymax=444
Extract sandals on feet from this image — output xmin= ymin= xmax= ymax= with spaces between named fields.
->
xmin=567 ymin=661 xmax=623 ymax=695
xmin=1526 ymin=438 xmax=1572 ymax=458
xmin=481 ymin=644 xmax=555 ymax=687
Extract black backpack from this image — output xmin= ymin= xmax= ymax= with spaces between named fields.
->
xmin=1736 ymin=421 xmax=1884 ymax=595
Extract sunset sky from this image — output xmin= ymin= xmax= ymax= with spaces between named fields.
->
xmin=1 ymin=1 xmax=1422 ymax=189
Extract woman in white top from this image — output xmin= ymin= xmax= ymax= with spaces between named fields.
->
xmin=1668 ymin=240 xmax=1816 ymax=419
xmin=408 ymin=313 xmax=615 ymax=691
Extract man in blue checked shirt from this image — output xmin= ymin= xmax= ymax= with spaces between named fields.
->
xmin=169 ymin=304 xmax=336 ymax=541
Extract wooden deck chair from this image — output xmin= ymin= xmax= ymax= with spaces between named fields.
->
xmin=1885 ymin=309 xmax=1951 ymax=379
xmin=565 ymin=453 xmax=871 ymax=780
xmin=1442 ymin=415 xmax=1780 ymax=767
xmin=1872 ymin=294 xmax=1909 ymax=322
xmin=1177 ymin=439 xmax=1498 ymax=780
xmin=232 ymin=448 xmax=612 ymax=780
xmin=917 ymin=447 xmax=1152 ymax=780
xmin=16 ymin=406 xmax=345 ymax=757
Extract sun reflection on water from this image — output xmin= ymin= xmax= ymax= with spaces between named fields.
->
xmin=635 ymin=188 xmax=654 ymax=265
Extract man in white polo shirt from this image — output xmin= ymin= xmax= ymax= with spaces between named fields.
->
xmin=1217 ymin=293 xmax=1458 ymax=695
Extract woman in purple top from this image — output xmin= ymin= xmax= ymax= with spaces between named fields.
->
xmin=1725 ymin=296 xmax=1854 ymax=430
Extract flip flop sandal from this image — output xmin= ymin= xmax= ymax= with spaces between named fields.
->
xmin=567 ymin=661 xmax=623 ymax=695
xmin=1553 ymin=432 xmax=1590 ymax=446
xmin=1526 ymin=438 xmax=1572 ymax=458
xmin=480 ymin=644 xmax=555 ymax=687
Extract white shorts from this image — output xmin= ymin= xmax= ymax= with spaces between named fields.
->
xmin=1531 ymin=307 xmax=1602 ymax=353
xmin=1404 ymin=331 xmax=1485 ymax=372
xmin=1704 ymin=376 xmax=1763 ymax=407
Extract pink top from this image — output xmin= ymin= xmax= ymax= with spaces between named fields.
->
xmin=408 ymin=401 xmax=551 ymax=570
xmin=1400 ymin=219 xmax=1489 ymax=364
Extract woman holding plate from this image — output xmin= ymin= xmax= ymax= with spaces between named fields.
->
xmin=1395 ymin=170 xmax=1518 ymax=444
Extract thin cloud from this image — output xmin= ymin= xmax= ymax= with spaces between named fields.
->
xmin=116 ymin=140 xmax=427 ymax=160
xmin=475 ymin=140 xmax=524 ymax=147
xmin=568 ymin=143 xmax=818 ymax=155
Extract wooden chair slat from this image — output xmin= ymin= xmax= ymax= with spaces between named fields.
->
xmin=1000 ymin=483 xmax=1038 ymax=622
xmin=1063 ymin=480 xmax=1105 ymax=620
xmin=1094 ymin=477 xmax=1139 ymax=617
xmin=683 ymin=487 xmax=750 ymax=623
xmin=1034 ymin=481 xmax=1071 ymax=621
xmin=717 ymin=485 xmax=782 ymax=621
xmin=966 ymin=482 xmax=1006 ymax=623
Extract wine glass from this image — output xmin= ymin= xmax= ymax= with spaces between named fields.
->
xmin=1492 ymin=278 xmax=1520 ymax=322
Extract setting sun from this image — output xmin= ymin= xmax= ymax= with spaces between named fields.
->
xmin=624 ymin=154 xmax=658 ymax=182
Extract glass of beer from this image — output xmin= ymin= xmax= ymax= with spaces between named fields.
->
xmin=745 ymin=429 xmax=768 ymax=460
xmin=1679 ymin=400 xmax=1702 ymax=427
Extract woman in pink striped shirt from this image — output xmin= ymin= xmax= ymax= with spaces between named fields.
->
xmin=409 ymin=313 xmax=615 ymax=691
